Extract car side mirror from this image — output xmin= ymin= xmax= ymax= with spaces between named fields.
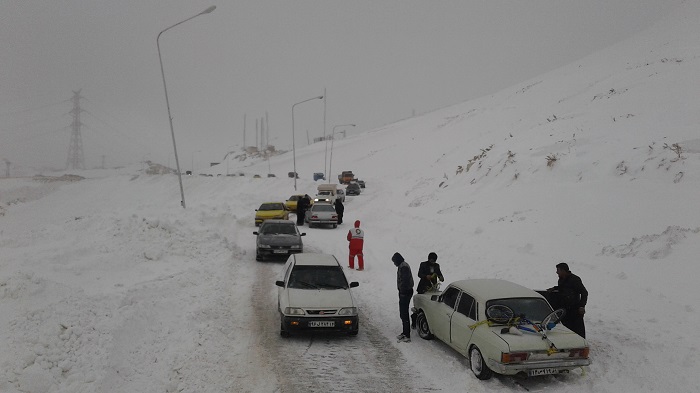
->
xmin=300 ymin=233 xmax=306 ymax=236
xmin=275 ymin=280 xmax=285 ymax=287
xmin=349 ymin=282 xmax=359 ymax=288
xmin=253 ymin=231 xmax=259 ymax=235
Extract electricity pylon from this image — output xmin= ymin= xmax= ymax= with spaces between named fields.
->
xmin=65 ymin=90 xmax=85 ymax=170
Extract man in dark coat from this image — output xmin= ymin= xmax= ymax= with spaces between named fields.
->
xmin=296 ymin=195 xmax=309 ymax=226
xmin=547 ymin=262 xmax=588 ymax=338
xmin=393 ymin=252 xmax=414 ymax=342
xmin=334 ymin=198 xmax=344 ymax=225
xmin=411 ymin=252 xmax=444 ymax=329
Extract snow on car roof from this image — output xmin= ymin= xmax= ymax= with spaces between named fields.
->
xmin=292 ymin=253 xmax=340 ymax=266
xmin=450 ymin=279 xmax=544 ymax=300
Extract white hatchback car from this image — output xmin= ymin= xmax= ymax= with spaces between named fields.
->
xmin=412 ymin=279 xmax=590 ymax=380
xmin=276 ymin=253 xmax=359 ymax=337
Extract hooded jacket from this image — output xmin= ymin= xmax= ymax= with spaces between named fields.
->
xmin=392 ymin=253 xmax=414 ymax=296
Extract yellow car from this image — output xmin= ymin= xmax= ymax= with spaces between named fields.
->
xmin=284 ymin=194 xmax=306 ymax=213
xmin=255 ymin=202 xmax=289 ymax=226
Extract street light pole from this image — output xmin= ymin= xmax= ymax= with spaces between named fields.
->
xmin=157 ymin=5 xmax=216 ymax=208
xmin=292 ymin=95 xmax=323 ymax=191
xmin=328 ymin=124 xmax=355 ymax=184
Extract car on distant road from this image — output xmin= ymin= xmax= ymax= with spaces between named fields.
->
xmin=253 ymin=220 xmax=305 ymax=261
xmin=412 ymin=279 xmax=590 ymax=380
xmin=275 ymin=253 xmax=359 ymax=337
xmin=346 ymin=183 xmax=361 ymax=196
xmin=305 ymin=203 xmax=338 ymax=228
xmin=356 ymin=179 xmax=366 ymax=188
xmin=255 ymin=202 xmax=289 ymax=226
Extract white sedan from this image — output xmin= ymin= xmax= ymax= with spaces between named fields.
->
xmin=412 ymin=279 xmax=590 ymax=380
xmin=276 ymin=253 xmax=359 ymax=337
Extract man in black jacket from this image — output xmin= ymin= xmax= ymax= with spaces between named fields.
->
xmin=393 ymin=252 xmax=414 ymax=342
xmin=547 ymin=262 xmax=588 ymax=338
xmin=334 ymin=198 xmax=344 ymax=225
xmin=411 ymin=252 xmax=444 ymax=329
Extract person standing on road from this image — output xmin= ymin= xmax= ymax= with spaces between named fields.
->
xmin=411 ymin=252 xmax=444 ymax=329
xmin=295 ymin=195 xmax=308 ymax=226
xmin=393 ymin=252 xmax=414 ymax=343
xmin=334 ymin=198 xmax=344 ymax=225
xmin=547 ymin=262 xmax=588 ymax=338
xmin=347 ymin=220 xmax=364 ymax=270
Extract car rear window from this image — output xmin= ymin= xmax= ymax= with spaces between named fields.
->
xmin=313 ymin=204 xmax=335 ymax=212
xmin=485 ymin=298 xmax=553 ymax=323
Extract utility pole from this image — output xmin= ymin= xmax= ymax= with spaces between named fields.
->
xmin=66 ymin=90 xmax=86 ymax=170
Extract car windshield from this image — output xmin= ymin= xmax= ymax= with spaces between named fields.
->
xmin=288 ymin=266 xmax=348 ymax=289
xmin=260 ymin=203 xmax=283 ymax=211
xmin=485 ymin=297 xmax=553 ymax=323
xmin=313 ymin=204 xmax=335 ymax=212
xmin=260 ymin=224 xmax=296 ymax=235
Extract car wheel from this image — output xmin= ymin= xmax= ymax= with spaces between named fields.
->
xmin=333 ymin=224 xmax=337 ymax=228
xmin=416 ymin=311 xmax=434 ymax=340
xmin=348 ymin=330 xmax=358 ymax=336
xmin=470 ymin=346 xmax=493 ymax=380
xmin=256 ymin=253 xmax=263 ymax=262
xmin=309 ymin=222 xmax=315 ymax=228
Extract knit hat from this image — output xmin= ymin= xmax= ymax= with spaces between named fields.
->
xmin=428 ymin=252 xmax=438 ymax=261
xmin=392 ymin=252 xmax=404 ymax=265
xmin=354 ymin=220 xmax=361 ymax=228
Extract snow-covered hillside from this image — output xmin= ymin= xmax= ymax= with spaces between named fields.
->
xmin=2 ymin=2 xmax=699 ymax=392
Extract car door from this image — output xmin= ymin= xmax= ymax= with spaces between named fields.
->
xmin=431 ymin=287 xmax=460 ymax=342
xmin=450 ymin=291 xmax=477 ymax=356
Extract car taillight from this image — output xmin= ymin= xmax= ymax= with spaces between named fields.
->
xmin=501 ymin=352 xmax=528 ymax=363
xmin=569 ymin=348 xmax=589 ymax=358
xmin=332 ymin=215 xmax=338 ymax=219
xmin=311 ymin=215 xmax=318 ymax=219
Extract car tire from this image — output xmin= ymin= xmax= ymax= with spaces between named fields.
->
xmin=255 ymin=253 xmax=263 ymax=262
xmin=309 ymin=223 xmax=315 ymax=228
xmin=333 ymin=224 xmax=337 ymax=228
xmin=348 ymin=330 xmax=358 ymax=336
xmin=416 ymin=311 xmax=434 ymax=340
xmin=469 ymin=346 xmax=493 ymax=380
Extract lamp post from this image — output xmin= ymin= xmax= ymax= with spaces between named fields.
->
xmin=157 ymin=5 xmax=216 ymax=208
xmin=291 ymin=95 xmax=323 ymax=190
xmin=328 ymin=124 xmax=355 ymax=184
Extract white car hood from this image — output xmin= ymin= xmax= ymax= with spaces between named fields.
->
xmin=287 ymin=288 xmax=354 ymax=309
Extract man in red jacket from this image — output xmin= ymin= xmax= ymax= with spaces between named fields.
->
xmin=347 ymin=220 xmax=364 ymax=270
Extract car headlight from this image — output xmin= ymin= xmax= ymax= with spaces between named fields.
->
xmin=337 ymin=307 xmax=357 ymax=316
xmin=284 ymin=307 xmax=305 ymax=315
xmin=258 ymin=244 xmax=271 ymax=249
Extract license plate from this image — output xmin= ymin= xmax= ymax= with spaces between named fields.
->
xmin=528 ymin=368 xmax=558 ymax=376
xmin=273 ymin=250 xmax=288 ymax=254
xmin=308 ymin=321 xmax=335 ymax=328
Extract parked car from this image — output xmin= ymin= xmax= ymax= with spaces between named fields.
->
xmin=253 ymin=220 xmax=305 ymax=261
xmin=346 ymin=183 xmax=361 ymax=196
xmin=287 ymin=171 xmax=299 ymax=178
xmin=412 ymin=279 xmax=590 ymax=380
xmin=336 ymin=188 xmax=346 ymax=202
xmin=275 ymin=253 xmax=359 ymax=337
xmin=255 ymin=202 xmax=289 ymax=226
xmin=285 ymin=194 xmax=305 ymax=213
xmin=356 ymin=179 xmax=366 ymax=188
xmin=313 ymin=172 xmax=325 ymax=181
xmin=305 ymin=203 xmax=338 ymax=228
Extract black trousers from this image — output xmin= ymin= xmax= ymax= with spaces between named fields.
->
xmin=399 ymin=294 xmax=412 ymax=337
xmin=562 ymin=309 xmax=586 ymax=338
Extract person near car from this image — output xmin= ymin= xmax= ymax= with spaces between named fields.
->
xmin=547 ymin=262 xmax=588 ymax=338
xmin=393 ymin=252 xmax=414 ymax=342
xmin=411 ymin=252 xmax=444 ymax=329
xmin=296 ymin=195 xmax=309 ymax=226
xmin=346 ymin=220 xmax=364 ymax=270
xmin=334 ymin=198 xmax=344 ymax=225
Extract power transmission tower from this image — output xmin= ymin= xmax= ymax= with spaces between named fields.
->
xmin=65 ymin=90 xmax=86 ymax=170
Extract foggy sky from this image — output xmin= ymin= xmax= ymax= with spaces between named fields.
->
xmin=0 ymin=0 xmax=682 ymax=171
